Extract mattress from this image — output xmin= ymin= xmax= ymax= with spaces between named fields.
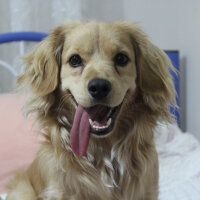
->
xmin=155 ymin=123 xmax=200 ymax=200
xmin=0 ymin=194 xmax=6 ymax=200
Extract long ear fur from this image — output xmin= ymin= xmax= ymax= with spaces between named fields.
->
xmin=134 ymin=37 xmax=175 ymax=96
xmin=131 ymin=24 xmax=176 ymax=119
xmin=18 ymin=26 xmax=65 ymax=96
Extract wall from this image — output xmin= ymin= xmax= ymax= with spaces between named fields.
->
xmin=82 ymin=0 xmax=124 ymax=21
xmin=123 ymin=0 xmax=200 ymax=139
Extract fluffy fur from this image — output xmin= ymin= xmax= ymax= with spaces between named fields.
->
xmin=6 ymin=21 xmax=175 ymax=200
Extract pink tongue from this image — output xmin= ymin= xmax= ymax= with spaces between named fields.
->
xmin=70 ymin=105 xmax=90 ymax=156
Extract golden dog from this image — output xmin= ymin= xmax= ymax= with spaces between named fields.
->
xmin=6 ymin=21 xmax=175 ymax=200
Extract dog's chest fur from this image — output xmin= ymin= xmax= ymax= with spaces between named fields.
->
xmin=47 ymin=127 xmax=148 ymax=200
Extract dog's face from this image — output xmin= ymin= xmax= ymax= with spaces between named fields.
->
xmin=61 ymin=23 xmax=137 ymax=108
xmin=19 ymin=21 xmax=174 ymax=156
xmin=60 ymin=23 xmax=137 ymax=140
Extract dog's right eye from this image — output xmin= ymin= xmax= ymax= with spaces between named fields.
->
xmin=69 ymin=54 xmax=83 ymax=67
xmin=114 ymin=53 xmax=129 ymax=67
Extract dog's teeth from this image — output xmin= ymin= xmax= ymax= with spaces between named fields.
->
xmin=93 ymin=125 xmax=101 ymax=129
xmin=94 ymin=125 xmax=102 ymax=129
xmin=93 ymin=125 xmax=107 ymax=130
xmin=107 ymin=118 xmax=112 ymax=127
xmin=91 ymin=118 xmax=112 ymax=130
xmin=89 ymin=118 xmax=93 ymax=126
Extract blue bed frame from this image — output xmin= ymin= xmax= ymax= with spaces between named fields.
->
xmin=0 ymin=32 xmax=180 ymax=126
xmin=165 ymin=51 xmax=180 ymax=126
xmin=0 ymin=32 xmax=48 ymax=43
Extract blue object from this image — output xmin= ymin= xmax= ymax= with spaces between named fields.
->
xmin=165 ymin=50 xmax=180 ymax=126
xmin=0 ymin=32 xmax=48 ymax=44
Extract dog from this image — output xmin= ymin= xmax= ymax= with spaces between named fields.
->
xmin=6 ymin=21 xmax=175 ymax=200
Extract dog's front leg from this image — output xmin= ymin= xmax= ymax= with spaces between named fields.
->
xmin=6 ymin=171 xmax=36 ymax=200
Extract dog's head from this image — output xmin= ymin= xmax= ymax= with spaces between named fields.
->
xmin=18 ymin=21 xmax=175 ymax=156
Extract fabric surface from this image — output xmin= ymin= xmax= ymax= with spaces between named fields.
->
xmin=155 ymin=123 xmax=200 ymax=200
xmin=0 ymin=193 xmax=6 ymax=200
xmin=0 ymin=93 xmax=40 ymax=193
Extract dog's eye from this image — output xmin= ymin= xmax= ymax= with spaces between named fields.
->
xmin=114 ymin=53 xmax=129 ymax=67
xmin=69 ymin=54 xmax=82 ymax=67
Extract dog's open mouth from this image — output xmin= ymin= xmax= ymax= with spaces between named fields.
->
xmin=70 ymin=103 xmax=122 ymax=156
xmin=87 ymin=104 xmax=121 ymax=136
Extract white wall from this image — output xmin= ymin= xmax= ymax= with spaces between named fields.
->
xmin=123 ymin=0 xmax=200 ymax=139
xmin=82 ymin=0 xmax=124 ymax=21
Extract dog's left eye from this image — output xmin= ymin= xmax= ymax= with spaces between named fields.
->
xmin=69 ymin=54 xmax=83 ymax=67
xmin=114 ymin=53 xmax=129 ymax=67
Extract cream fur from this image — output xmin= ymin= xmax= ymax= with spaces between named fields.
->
xmin=6 ymin=21 xmax=175 ymax=200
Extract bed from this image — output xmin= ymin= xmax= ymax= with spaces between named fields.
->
xmin=0 ymin=32 xmax=199 ymax=200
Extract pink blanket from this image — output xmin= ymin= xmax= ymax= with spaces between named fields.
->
xmin=0 ymin=94 xmax=40 ymax=193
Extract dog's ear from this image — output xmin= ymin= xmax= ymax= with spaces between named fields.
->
xmin=18 ymin=26 xmax=65 ymax=96
xmin=129 ymin=23 xmax=176 ymax=119
xmin=134 ymin=37 xmax=174 ymax=96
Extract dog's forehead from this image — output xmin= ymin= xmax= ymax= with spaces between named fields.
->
xmin=64 ymin=22 xmax=132 ymax=55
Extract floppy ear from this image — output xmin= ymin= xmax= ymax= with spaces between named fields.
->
xmin=18 ymin=26 xmax=65 ymax=96
xmin=129 ymin=24 xmax=176 ymax=119
xmin=134 ymin=38 xmax=174 ymax=96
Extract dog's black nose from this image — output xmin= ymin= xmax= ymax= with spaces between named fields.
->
xmin=88 ymin=78 xmax=112 ymax=100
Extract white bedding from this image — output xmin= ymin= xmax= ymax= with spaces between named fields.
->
xmin=0 ymin=194 xmax=6 ymax=200
xmin=155 ymin=123 xmax=200 ymax=200
xmin=1 ymin=123 xmax=200 ymax=200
